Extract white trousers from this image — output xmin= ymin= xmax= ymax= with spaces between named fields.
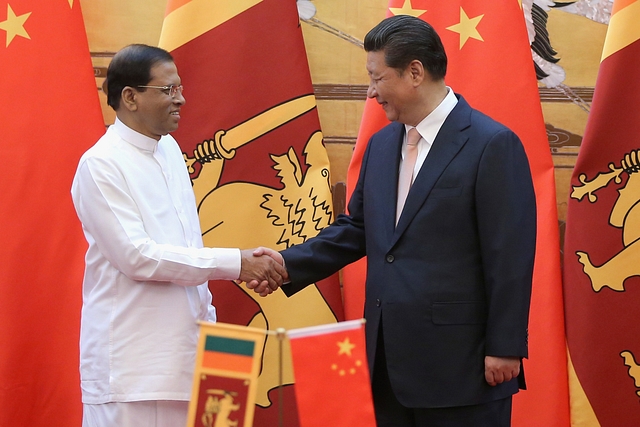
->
xmin=82 ymin=400 xmax=189 ymax=427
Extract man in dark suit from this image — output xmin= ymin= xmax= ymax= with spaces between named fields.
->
xmin=253 ymin=15 xmax=536 ymax=426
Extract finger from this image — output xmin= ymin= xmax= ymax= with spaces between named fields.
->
xmin=253 ymin=247 xmax=265 ymax=256
xmin=259 ymin=284 xmax=271 ymax=297
xmin=257 ymin=247 xmax=284 ymax=265
xmin=485 ymin=370 xmax=496 ymax=386
xmin=493 ymin=370 xmax=505 ymax=385
xmin=252 ymin=281 xmax=270 ymax=296
xmin=275 ymin=263 xmax=288 ymax=278
xmin=270 ymin=272 xmax=284 ymax=290
xmin=266 ymin=275 xmax=279 ymax=291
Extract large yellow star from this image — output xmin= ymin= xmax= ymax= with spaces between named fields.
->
xmin=389 ymin=0 xmax=426 ymax=18
xmin=69 ymin=0 xmax=74 ymax=8
xmin=337 ymin=337 xmax=356 ymax=357
xmin=446 ymin=7 xmax=484 ymax=49
xmin=0 ymin=4 xmax=31 ymax=47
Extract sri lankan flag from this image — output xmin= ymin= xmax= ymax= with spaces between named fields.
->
xmin=159 ymin=1 xmax=344 ymax=425
xmin=343 ymin=1 xmax=569 ymax=426
xmin=564 ymin=1 xmax=640 ymax=425
xmin=189 ymin=322 xmax=266 ymax=427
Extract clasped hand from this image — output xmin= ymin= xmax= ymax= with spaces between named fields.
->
xmin=239 ymin=247 xmax=288 ymax=297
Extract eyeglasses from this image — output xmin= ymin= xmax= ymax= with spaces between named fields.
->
xmin=136 ymin=84 xmax=184 ymax=98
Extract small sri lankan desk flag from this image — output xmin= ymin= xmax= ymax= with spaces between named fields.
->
xmin=288 ymin=320 xmax=376 ymax=427
xmin=159 ymin=1 xmax=344 ymax=424
xmin=189 ymin=322 xmax=267 ymax=427
xmin=564 ymin=0 xmax=640 ymax=425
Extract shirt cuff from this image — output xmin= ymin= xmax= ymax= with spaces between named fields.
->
xmin=211 ymin=248 xmax=241 ymax=280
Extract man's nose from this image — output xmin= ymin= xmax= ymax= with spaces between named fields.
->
xmin=366 ymin=83 xmax=376 ymax=99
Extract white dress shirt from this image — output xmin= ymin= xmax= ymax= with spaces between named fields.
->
xmin=71 ymin=118 xmax=240 ymax=404
xmin=402 ymin=87 xmax=458 ymax=182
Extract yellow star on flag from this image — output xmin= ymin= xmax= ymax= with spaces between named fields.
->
xmin=0 ymin=4 xmax=31 ymax=47
xmin=446 ymin=7 xmax=484 ymax=49
xmin=337 ymin=337 xmax=356 ymax=356
xmin=389 ymin=0 xmax=426 ymax=18
xmin=69 ymin=0 xmax=74 ymax=8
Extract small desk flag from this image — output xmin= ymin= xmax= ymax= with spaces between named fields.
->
xmin=288 ymin=320 xmax=376 ymax=427
xmin=189 ymin=322 xmax=267 ymax=427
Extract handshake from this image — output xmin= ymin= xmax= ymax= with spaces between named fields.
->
xmin=238 ymin=247 xmax=288 ymax=297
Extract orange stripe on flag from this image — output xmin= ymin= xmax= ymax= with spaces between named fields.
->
xmin=165 ymin=0 xmax=192 ymax=16
xmin=202 ymin=351 xmax=254 ymax=373
xmin=612 ymin=0 xmax=637 ymax=15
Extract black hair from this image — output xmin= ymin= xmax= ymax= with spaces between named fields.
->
xmin=105 ymin=44 xmax=174 ymax=110
xmin=364 ymin=15 xmax=447 ymax=80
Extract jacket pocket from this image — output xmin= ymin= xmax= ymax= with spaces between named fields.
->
xmin=429 ymin=186 xmax=463 ymax=198
xmin=432 ymin=301 xmax=486 ymax=325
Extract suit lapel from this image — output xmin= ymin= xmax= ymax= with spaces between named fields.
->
xmin=393 ymin=96 xmax=472 ymax=240
xmin=376 ymin=123 xmax=404 ymax=241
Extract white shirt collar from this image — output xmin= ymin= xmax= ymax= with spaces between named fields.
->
xmin=112 ymin=117 xmax=159 ymax=153
xmin=404 ymin=87 xmax=458 ymax=144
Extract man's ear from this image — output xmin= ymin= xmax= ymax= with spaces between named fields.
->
xmin=408 ymin=60 xmax=425 ymax=86
xmin=121 ymin=87 xmax=138 ymax=112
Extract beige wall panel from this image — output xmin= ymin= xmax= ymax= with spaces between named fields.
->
xmin=302 ymin=26 xmax=366 ymax=84
xmin=542 ymin=10 xmax=607 ymax=225
xmin=542 ymin=103 xmax=589 ymax=137
xmin=302 ymin=0 xmax=387 ymax=84
xmin=546 ymin=10 xmax=607 ymax=87
xmin=81 ymin=0 xmax=165 ymax=51
xmin=326 ymin=143 xmax=355 ymax=186
xmin=317 ymin=100 xmax=365 ymax=138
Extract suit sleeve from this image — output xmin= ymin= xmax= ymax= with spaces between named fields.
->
xmin=475 ymin=129 xmax=536 ymax=358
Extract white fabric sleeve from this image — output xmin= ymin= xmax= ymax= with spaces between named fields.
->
xmin=72 ymin=157 xmax=241 ymax=286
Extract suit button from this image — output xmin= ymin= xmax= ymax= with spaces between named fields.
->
xmin=386 ymin=254 xmax=394 ymax=263
xmin=376 ymin=299 xmax=381 ymax=307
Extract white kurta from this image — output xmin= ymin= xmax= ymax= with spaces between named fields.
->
xmin=71 ymin=118 xmax=240 ymax=404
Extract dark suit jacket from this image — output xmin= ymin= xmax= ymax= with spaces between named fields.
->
xmin=281 ymin=95 xmax=536 ymax=408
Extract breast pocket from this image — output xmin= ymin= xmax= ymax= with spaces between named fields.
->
xmin=429 ymin=186 xmax=463 ymax=199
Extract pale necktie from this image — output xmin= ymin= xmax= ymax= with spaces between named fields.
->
xmin=396 ymin=127 xmax=421 ymax=224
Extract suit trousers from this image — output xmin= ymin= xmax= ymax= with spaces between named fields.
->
xmin=372 ymin=325 xmax=512 ymax=427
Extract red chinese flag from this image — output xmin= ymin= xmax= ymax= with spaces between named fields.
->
xmin=343 ymin=1 xmax=569 ymax=425
xmin=288 ymin=320 xmax=376 ymax=427
xmin=0 ymin=1 xmax=103 ymax=426
xmin=159 ymin=1 xmax=344 ymax=425
xmin=564 ymin=1 xmax=640 ymax=425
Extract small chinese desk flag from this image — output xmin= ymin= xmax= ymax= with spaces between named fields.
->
xmin=189 ymin=322 xmax=267 ymax=427
xmin=288 ymin=320 xmax=376 ymax=427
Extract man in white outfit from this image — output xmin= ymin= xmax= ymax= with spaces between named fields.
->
xmin=71 ymin=44 xmax=284 ymax=427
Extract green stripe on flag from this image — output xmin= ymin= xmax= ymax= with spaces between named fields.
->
xmin=204 ymin=335 xmax=254 ymax=356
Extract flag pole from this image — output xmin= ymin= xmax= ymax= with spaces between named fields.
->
xmin=276 ymin=327 xmax=286 ymax=427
